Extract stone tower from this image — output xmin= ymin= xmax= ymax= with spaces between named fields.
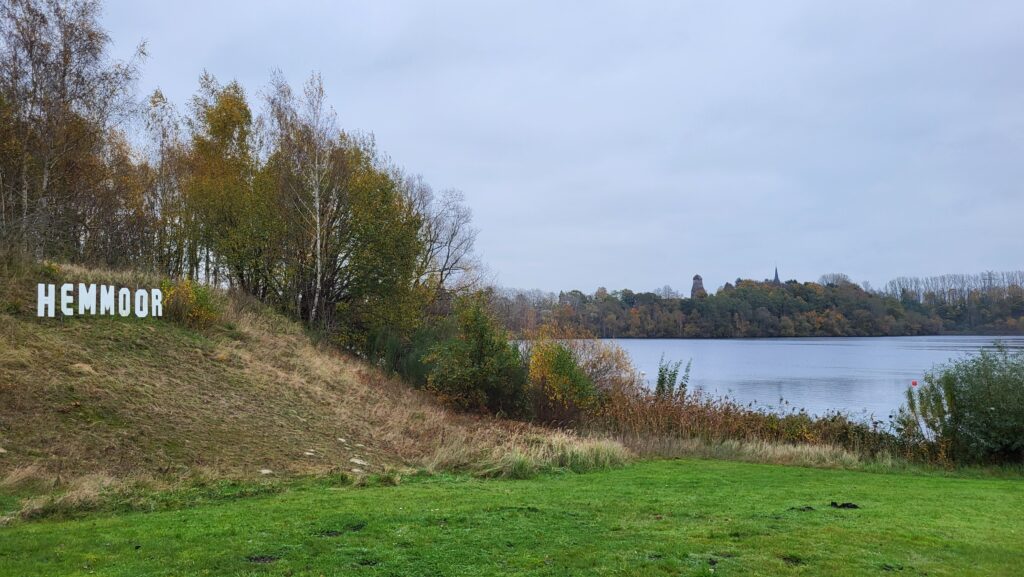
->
xmin=691 ymin=274 xmax=707 ymax=299
xmin=773 ymin=267 xmax=781 ymax=285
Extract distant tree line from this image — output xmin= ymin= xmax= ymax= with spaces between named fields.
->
xmin=493 ymin=272 xmax=1024 ymax=338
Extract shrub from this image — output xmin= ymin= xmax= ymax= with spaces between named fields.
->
xmin=519 ymin=325 xmax=641 ymax=424
xmin=369 ymin=318 xmax=457 ymax=388
xmin=161 ymin=279 xmax=219 ymax=329
xmin=527 ymin=340 xmax=597 ymax=424
xmin=563 ymin=334 xmax=640 ymax=396
xmin=898 ymin=347 xmax=1024 ymax=464
xmin=424 ymin=297 xmax=528 ymax=415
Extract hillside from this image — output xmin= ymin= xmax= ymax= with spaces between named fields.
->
xmin=0 ymin=263 xmax=622 ymax=486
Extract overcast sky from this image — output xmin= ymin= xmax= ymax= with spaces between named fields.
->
xmin=104 ymin=1 xmax=1023 ymax=294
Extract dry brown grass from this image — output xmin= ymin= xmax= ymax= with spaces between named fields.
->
xmin=14 ymin=473 xmax=119 ymax=520
xmin=0 ymin=262 xmax=629 ymax=490
xmin=1 ymin=465 xmax=51 ymax=492
xmin=423 ymin=427 xmax=630 ymax=478
xmin=49 ymin=263 xmax=165 ymax=288
xmin=617 ymin=435 xmax=867 ymax=469
xmin=588 ymin=387 xmax=907 ymax=461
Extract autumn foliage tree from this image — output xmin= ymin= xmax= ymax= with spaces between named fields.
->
xmin=0 ymin=0 xmax=481 ymax=362
xmin=494 ymin=273 xmax=1024 ymax=339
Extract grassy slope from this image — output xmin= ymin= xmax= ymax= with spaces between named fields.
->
xmin=0 ymin=299 xmax=434 ymax=478
xmin=1 ymin=458 xmax=1021 ymax=577
xmin=0 ymin=264 xmax=619 ymax=487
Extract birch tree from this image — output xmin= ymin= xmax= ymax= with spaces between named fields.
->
xmin=266 ymin=72 xmax=343 ymax=326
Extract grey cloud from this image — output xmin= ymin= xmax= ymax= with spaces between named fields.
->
xmin=104 ymin=0 xmax=1024 ymax=292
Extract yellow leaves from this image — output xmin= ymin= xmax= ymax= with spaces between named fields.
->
xmin=161 ymin=279 xmax=218 ymax=330
xmin=527 ymin=338 xmax=597 ymax=415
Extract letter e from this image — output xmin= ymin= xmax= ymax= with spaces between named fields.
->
xmin=60 ymin=283 xmax=74 ymax=316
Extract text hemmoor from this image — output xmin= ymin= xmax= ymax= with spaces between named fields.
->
xmin=37 ymin=283 xmax=163 ymax=318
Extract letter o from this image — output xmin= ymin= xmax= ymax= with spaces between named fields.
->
xmin=134 ymin=289 xmax=149 ymax=318
xmin=118 ymin=288 xmax=132 ymax=317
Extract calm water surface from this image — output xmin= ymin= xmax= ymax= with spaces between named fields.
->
xmin=611 ymin=336 xmax=1024 ymax=420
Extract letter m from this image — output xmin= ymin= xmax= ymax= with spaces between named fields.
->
xmin=99 ymin=285 xmax=115 ymax=315
xmin=78 ymin=284 xmax=97 ymax=315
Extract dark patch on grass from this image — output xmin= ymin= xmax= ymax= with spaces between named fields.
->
xmin=488 ymin=505 xmax=541 ymax=514
xmin=356 ymin=557 xmax=379 ymax=566
xmin=882 ymin=563 xmax=904 ymax=571
xmin=317 ymin=530 xmax=343 ymax=537
xmin=830 ymin=501 xmax=860 ymax=509
xmin=246 ymin=555 xmax=278 ymax=564
xmin=714 ymin=551 xmax=737 ymax=558
xmin=780 ymin=554 xmax=805 ymax=566
xmin=788 ymin=505 xmax=815 ymax=512
xmin=317 ymin=520 xmax=366 ymax=536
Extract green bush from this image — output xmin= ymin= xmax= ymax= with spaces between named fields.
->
xmin=527 ymin=340 xmax=596 ymax=424
xmin=369 ymin=318 xmax=457 ymax=388
xmin=898 ymin=347 xmax=1024 ymax=464
xmin=424 ymin=297 xmax=528 ymax=415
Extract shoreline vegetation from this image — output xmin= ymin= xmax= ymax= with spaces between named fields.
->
xmin=592 ymin=333 xmax=1021 ymax=339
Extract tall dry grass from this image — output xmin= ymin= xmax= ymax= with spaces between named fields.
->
xmin=424 ymin=427 xmax=630 ymax=479
xmin=619 ymin=435 xmax=867 ymax=469
xmin=585 ymin=385 xmax=928 ymax=465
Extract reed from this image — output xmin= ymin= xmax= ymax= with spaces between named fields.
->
xmin=584 ymin=386 xmax=923 ymax=463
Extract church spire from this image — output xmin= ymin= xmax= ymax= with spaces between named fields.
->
xmin=773 ymin=267 xmax=781 ymax=285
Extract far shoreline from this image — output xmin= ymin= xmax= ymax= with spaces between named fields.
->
xmin=588 ymin=333 xmax=1024 ymax=340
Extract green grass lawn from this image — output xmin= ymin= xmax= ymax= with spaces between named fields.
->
xmin=1 ymin=459 xmax=1022 ymax=576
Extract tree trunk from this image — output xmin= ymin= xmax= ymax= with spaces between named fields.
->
xmin=310 ymin=151 xmax=323 ymax=325
xmin=20 ymin=154 xmax=29 ymax=245
xmin=1 ymin=167 xmax=6 ymax=234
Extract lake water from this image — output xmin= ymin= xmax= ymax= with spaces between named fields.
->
xmin=611 ymin=336 xmax=1024 ymax=420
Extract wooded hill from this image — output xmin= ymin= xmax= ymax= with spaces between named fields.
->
xmin=494 ymin=272 xmax=1024 ymax=338
xmin=0 ymin=0 xmax=478 ymax=359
